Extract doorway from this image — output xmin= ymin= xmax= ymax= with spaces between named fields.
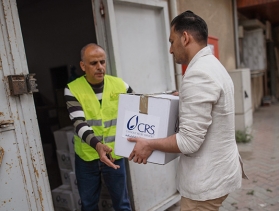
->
xmin=16 ymin=0 xmax=97 ymax=190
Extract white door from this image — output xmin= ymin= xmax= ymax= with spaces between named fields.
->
xmin=0 ymin=1 xmax=54 ymax=210
xmin=92 ymin=1 xmax=180 ymax=210
xmin=93 ymin=0 xmax=176 ymax=94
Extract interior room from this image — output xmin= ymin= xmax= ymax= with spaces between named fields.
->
xmin=16 ymin=0 xmax=97 ymax=189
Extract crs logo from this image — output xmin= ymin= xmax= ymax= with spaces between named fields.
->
xmin=56 ymin=196 xmax=61 ymax=202
xmin=64 ymin=172 xmax=69 ymax=180
xmin=127 ymin=115 xmax=155 ymax=134
xmin=56 ymin=196 xmax=67 ymax=204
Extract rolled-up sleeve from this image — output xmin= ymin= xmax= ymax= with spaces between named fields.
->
xmin=176 ymin=70 xmax=221 ymax=154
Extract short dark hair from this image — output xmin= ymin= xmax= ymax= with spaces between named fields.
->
xmin=171 ymin=10 xmax=208 ymax=45
xmin=80 ymin=43 xmax=105 ymax=61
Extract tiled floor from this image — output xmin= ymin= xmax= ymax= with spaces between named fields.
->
xmin=166 ymin=103 xmax=279 ymax=211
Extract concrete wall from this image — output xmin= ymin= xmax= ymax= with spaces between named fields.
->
xmin=177 ymin=0 xmax=236 ymax=71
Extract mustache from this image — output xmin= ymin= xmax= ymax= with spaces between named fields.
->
xmin=95 ymin=70 xmax=105 ymax=74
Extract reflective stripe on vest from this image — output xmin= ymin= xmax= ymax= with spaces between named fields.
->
xmin=104 ymin=119 xmax=117 ymax=128
xmin=87 ymin=119 xmax=102 ymax=127
xmin=68 ymin=75 xmax=126 ymax=161
xmin=104 ymin=136 xmax=116 ymax=143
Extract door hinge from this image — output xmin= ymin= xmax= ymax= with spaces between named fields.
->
xmin=7 ymin=74 xmax=39 ymax=96
xmin=0 ymin=120 xmax=14 ymax=128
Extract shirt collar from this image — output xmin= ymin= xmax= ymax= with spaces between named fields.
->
xmin=186 ymin=46 xmax=212 ymax=71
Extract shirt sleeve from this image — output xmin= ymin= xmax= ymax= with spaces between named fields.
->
xmin=176 ymin=70 xmax=221 ymax=154
xmin=123 ymin=81 xmax=134 ymax=93
xmin=64 ymin=86 xmax=100 ymax=149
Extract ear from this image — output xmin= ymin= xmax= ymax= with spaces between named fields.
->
xmin=181 ymin=31 xmax=191 ymax=47
xmin=80 ymin=61 xmax=85 ymax=72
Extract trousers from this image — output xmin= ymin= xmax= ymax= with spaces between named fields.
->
xmin=180 ymin=194 xmax=228 ymax=211
xmin=75 ymin=154 xmax=131 ymax=211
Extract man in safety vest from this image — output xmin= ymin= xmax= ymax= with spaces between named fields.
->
xmin=65 ymin=43 xmax=132 ymax=211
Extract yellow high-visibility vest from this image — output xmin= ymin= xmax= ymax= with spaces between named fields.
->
xmin=68 ymin=75 xmax=126 ymax=161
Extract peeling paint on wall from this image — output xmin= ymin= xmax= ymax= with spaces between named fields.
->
xmin=0 ymin=147 xmax=4 ymax=166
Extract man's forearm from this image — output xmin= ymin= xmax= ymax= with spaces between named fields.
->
xmin=149 ymin=134 xmax=181 ymax=153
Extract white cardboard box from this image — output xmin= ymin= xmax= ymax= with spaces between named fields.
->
xmin=73 ymin=192 xmax=81 ymax=211
xmin=59 ymin=184 xmax=71 ymax=190
xmin=99 ymin=183 xmax=113 ymax=211
xmin=70 ymin=153 xmax=75 ymax=171
xmin=67 ymin=133 xmax=75 ymax=154
xmin=98 ymin=196 xmax=114 ymax=211
xmin=53 ymin=126 xmax=74 ymax=151
xmin=57 ymin=150 xmax=73 ymax=170
xmin=60 ymin=168 xmax=72 ymax=185
xmin=100 ymin=182 xmax=110 ymax=197
xmin=115 ymin=94 xmax=180 ymax=165
xmin=69 ymin=171 xmax=79 ymax=195
xmin=52 ymin=185 xmax=75 ymax=210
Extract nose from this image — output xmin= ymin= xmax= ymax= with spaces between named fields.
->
xmin=96 ymin=61 xmax=103 ymax=70
xmin=169 ymin=46 xmax=173 ymax=54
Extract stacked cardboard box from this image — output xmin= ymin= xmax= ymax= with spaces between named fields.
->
xmin=52 ymin=126 xmax=114 ymax=211
xmin=52 ymin=185 xmax=75 ymax=211
xmin=52 ymin=126 xmax=78 ymax=211
xmin=98 ymin=182 xmax=114 ymax=211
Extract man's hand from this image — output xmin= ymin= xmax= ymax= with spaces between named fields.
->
xmin=128 ymin=137 xmax=153 ymax=164
xmin=172 ymin=91 xmax=179 ymax=96
xmin=95 ymin=143 xmax=120 ymax=169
